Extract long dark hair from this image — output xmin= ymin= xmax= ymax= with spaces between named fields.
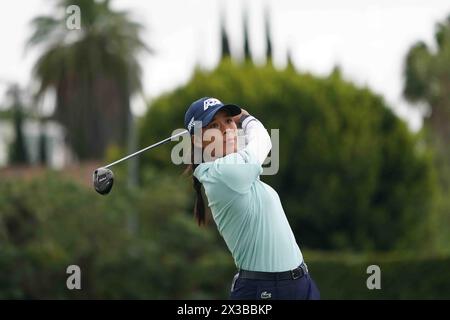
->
xmin=185 ymin=142 xmax=206 ymax=225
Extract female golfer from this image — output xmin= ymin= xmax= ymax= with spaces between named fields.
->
xmin=184 ymin=97 xmax=320 ymax=300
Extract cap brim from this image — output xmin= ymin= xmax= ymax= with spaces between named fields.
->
xmin=201 ymin=104 xmax=241 ymax=127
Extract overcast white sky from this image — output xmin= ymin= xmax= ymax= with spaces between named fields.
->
xmin=1 ymin=0 xmax=449 ymax=131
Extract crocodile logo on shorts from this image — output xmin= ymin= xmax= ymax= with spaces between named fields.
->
xmin=260 ymin=291 xmax=272 ymax=299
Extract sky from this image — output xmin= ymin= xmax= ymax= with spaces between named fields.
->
xmin=1 ymin=0 xmax=450 ymax=131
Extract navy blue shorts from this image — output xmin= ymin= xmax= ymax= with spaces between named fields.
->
xmin=229 ymin=272 xmax=320 ymax=300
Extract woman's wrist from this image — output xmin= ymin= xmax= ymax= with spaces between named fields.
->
xmin=239 ymin=114 xmax=251 ymax=127
xmin=234 ymin=109 xmax=250 ymax=128
xmin=240 ymin=115 xmax=257 ymax=131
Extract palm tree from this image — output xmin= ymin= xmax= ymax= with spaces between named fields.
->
xmin=7 ymin=84 xmax=29 ymax=165
xmin=27 ymin=0 xmax=150 ymax=160
xmin=403 ymin=14 xmax=450 ymax=145
xmin=404 ymin=15 xmax=450 ymax=251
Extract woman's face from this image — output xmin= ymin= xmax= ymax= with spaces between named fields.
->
xmin=193 ymin=110 xmax=238 ymax=159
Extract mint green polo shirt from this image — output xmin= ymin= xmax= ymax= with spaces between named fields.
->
xmin=194 ymin=148 xmax=303 ymax=272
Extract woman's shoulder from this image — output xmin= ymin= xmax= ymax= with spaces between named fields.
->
xmin=193 ymin=152 xmax=241 ymax=180
xmin=193 ymin=162 xmax=210 ymax=180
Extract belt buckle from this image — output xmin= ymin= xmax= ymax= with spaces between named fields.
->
xmin=291 ymin=268 xmax=301 ymax=280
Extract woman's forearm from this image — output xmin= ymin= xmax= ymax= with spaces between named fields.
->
xmin=241 ymin=115 xmax=272 ymax=165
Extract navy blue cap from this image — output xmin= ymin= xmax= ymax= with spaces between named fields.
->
xmin=184 ymin=97 xmax=241 ymax=134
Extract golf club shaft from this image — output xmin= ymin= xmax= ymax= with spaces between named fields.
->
xmin=104 ymin=130 xmax=189 ymax=169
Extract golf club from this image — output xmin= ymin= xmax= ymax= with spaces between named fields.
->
xmin=93 ymin=129 xmax=189 ymax=195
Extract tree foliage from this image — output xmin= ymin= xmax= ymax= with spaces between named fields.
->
xmin=139 ymin=60 xmax=436 ymax=252
xmin=7 ymin=85 xmax=28 ymax=165
xmin=404 ymin=14 xmax=450 ymax=144
xmin=28 ymin=0 xmax=150 ymax=160
xmin=0 ymin=171 xmax=233 ymax=299
xmin=404 ymin=14 xmax=450 ymax=253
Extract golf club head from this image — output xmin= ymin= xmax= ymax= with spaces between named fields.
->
xmin=93 ymin=167 xmax=114 ymax=195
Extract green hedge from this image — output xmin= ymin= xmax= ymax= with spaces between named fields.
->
xmin=305 ymin=251 xmax=450 ymax=299
xmin=0 ymin=171 xmax=234 ymax=299
xmin=139 ymin=60 xmax=437 ymax=252
xmin=0 ymin=172 xmax=448 ymax=299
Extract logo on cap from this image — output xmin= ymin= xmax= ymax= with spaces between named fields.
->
xmin=187 ymin=116 xmax=195 ymax=132
xmin=203 ymin=98 xmax=222 ymax=111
